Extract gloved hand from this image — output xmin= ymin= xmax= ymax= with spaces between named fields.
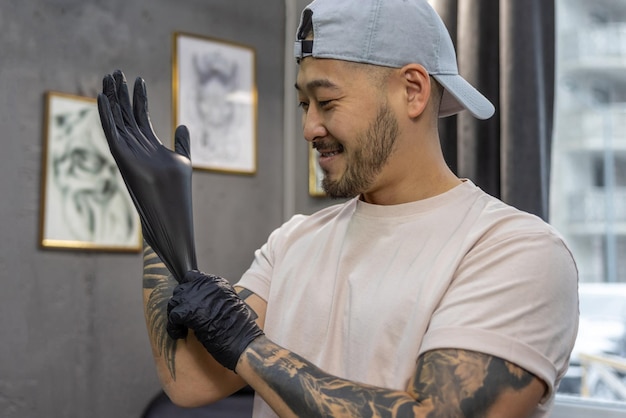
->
xmin=97 ymin=70 xmax=197 ymax=283
xmin=167 ymin=270 xmax=264 ymax=371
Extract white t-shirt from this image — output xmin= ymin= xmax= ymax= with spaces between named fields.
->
xmin=237 ymin=180 xmax=579 ymax=418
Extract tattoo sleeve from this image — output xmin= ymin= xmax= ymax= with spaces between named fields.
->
xmin=243 ymin=338 xmax=420 ymax=417
xmin=243 ymin=339 xmax=538 ymax=417
xmin=142 ymin=242 xmax=178 ymax=380
xmin=412 ymin=349 xmax=535 ymax=417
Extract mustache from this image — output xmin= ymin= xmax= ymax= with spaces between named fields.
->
xmin=312 ymin=140 xmax=342 ymax=150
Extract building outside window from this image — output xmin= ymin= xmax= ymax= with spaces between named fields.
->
xmin=551 ymin=0 xmax=626 ymax=413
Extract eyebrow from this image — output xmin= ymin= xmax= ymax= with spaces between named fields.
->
xmin=294 ymin=79 xmax=340 ymax=92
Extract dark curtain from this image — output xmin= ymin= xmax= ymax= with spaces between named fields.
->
xmin=431 ymin=0 xmax=555 ymax=221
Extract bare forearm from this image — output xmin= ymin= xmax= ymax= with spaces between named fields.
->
xmin=237 ymin=335 xmax=421 ymax=418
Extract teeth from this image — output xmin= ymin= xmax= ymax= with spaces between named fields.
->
xmin=318 ymin=145 xmax=343 ymax=158
xmin=313 ymin=143 xmax=343 ymax=157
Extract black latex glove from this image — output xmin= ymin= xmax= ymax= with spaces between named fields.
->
xmin=167 ymin=270 xmax=264 ymax=371
xmin=97 ymin=70 xmax=197 ymax=283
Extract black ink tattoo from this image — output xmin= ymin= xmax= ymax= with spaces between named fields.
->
xmin=244 ymin=339 xmax=539 ymax=417
xmin=412 ymin=349 xmax=536 ymax=418
xmin=236 ymin=288 xmax=259 ymax=321
xmin=237 ymin=288 xmax=254 ymax=300
xmin=244 ymin=338 xmax=419 ymax=417
xmin=143 ymin=242 xmax=178 ymax=380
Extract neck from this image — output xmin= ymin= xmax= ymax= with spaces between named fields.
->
xmin=361 ymin=129 xmax=460 ymax=205
xmin=361 ymin=167 xmax=461 ymax=205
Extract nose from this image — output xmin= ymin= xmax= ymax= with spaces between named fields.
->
xmin=302 ymin=106 xmax=327 ymax=142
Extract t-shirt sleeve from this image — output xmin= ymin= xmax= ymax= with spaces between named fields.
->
xmin=419 ymin=228 xmax=579 ymax=402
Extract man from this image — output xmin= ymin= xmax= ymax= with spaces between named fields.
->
xmin=98 ymin=0 xmax=579 ymax=416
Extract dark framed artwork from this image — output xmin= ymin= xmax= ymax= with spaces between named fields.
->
xmin=39 ymin=91 xmax=141 ymax=251
xmin=173 ymin=32 xmax=257 ymax=174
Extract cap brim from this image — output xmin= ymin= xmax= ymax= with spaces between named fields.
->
xmin=434 ymin=74 xmax=495 ymax=120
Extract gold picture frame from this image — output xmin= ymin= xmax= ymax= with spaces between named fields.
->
xmin=309 ymin=147 xmax=326 ymax=197
xmin=39 ymin=91 xmax=142 ymax=252
xmin=173 ymin=32 xmax=257 ymax=174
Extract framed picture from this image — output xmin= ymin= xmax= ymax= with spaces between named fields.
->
xmin=39 ymin=91 xmax=141 ymax=252
xmin=309 ymin=147 xmax=326 ymax=197
xmin=173 ymin=32 xmax=257 ymax=174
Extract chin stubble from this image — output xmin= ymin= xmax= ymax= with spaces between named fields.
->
xmin=322 ymin=103 xmax=399 ymax=199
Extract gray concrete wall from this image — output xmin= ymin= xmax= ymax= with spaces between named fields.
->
xmin=0 ymin=0 xmax=287 ymax=416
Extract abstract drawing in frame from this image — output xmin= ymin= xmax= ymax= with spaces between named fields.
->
xmin=173 ymin=32 xmax=257 ymax=174
xmin=39 ymin=91 xmax=141 ymax=252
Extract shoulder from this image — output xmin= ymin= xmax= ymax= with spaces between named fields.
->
xmin=461 ymin=190 xmax=578 ymax=290
xmin=437 ymin=181 xmax=566 ymax=248
xmin=469 ymin=187 xmax=571 ymax=256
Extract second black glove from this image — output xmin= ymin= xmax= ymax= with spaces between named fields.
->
xmin=167 ymin=270 xmax=264 ymax=371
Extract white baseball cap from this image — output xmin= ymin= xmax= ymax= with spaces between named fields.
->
xmin=294 ymin=0 xmax=495 ymax=120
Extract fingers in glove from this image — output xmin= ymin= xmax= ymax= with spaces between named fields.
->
xmin=112 ymin=70 xmax=140 ymax=133
xmin=132 ymin=77 xmax=162 ymax=146
xmin=174 ymin=125 xmax=191 ymax=160
xmin=166 ymin=320 xmax=189 ymax=340
xmin=101 ymin=74 xmax=128 ymax=135
xmin=114 ymin=71 xmax=161 ymax=155
xmin=170 ymin=281 xmax=191 ymax=298
xmin=167 ymin=295 xmax=191 ymax=340
xmin=97 ymin=94 xmax=121 ymax=148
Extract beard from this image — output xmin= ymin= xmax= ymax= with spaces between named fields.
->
xmin=321 ymin=103 xmax=399 ymax=199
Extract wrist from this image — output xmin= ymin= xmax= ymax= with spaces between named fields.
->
xmin=235 ymin=334 xmax=268 ymax=374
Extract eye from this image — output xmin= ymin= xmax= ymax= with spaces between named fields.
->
xmin=318 ymin=100 xmax=333 ymax=108
xmin=298 ymin=101 xmax=310 ymax=111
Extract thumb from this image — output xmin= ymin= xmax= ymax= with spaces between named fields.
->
xmin=174 ymin=125 xmax=191 ymax=160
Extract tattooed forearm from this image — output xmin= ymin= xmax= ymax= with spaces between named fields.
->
xmin=143 ymin=242 xmax=179 ymax=380
xmin=411 ymin=349 xmax=535 ymax=418
xmin=243 ymin=338 xmax=540 ymax=418
xmin=243 ymin=337 xmax=419 ymax=417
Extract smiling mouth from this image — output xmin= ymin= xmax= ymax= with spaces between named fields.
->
xmin=313 ymin=142 xmax=344 ymax=158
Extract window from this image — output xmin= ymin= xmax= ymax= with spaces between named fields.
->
xmin=551 ymin=0 xmax=626 ymax=413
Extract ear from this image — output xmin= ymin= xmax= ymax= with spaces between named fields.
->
xmin=401 ymin=64 xmax=431 ymax=118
